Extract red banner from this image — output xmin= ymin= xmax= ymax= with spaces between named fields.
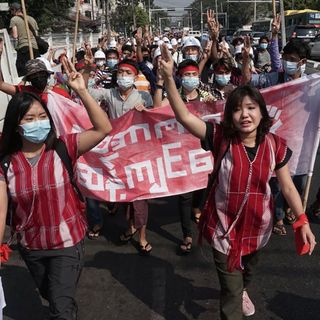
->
xmin=47 ymin=74 xmax=320 ymax=202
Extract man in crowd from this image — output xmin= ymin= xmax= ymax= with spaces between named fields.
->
xmin=9 ymin=2 xmax=40 ymax=76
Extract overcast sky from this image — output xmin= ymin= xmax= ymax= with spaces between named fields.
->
xmin=154 ymin=0 xmax=193 ymax=13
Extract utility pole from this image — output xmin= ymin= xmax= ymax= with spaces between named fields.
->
xmin=132 ymin=0 xmax=136 ymax=30
xmin=91 ymin=0 xmax=95 ymax=20
xmin=106 ymin=0 xmax=111 ymax=40
xmin=253 ymin=0 xmax=256 ymax=21
xmin=200 ymin=1 xmax=203 ymax=34
xmin=215 ymin=0 xmax=218 ymax=20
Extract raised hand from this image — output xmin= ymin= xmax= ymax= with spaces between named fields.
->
xmin=242 ymin=35 xmax=251 ymax=60
xmin=207 ymin=9 xmax=219 ymax=39
xmin=271 ymin=14 xmax=281 ymax=36
xmin=135 ymin=27 xmax=143 ymax=44
xmin=159 ymin=44 xmax=174 ymax=79
xmin=61 ymin=57 xmax=86 ymax=93
xmin=84 ymin=43 xmax=94 ymax=65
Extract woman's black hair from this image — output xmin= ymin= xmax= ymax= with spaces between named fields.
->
xmin=222 ymin=85 xmax=272 ymax=144
xmin=0 ymin=91 xmax=57 ymax=157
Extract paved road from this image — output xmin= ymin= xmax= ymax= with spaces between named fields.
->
xmin=2 ymin=150 xmax=320 ymax=320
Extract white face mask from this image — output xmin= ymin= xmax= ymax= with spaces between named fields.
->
xmin=117 ymin=76 xmax=135 ymax=90
xmin=96 ymin=60 xmax=105 ymax=67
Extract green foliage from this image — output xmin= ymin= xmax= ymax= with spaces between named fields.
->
xmin=10 ymin=0 xmax=74 ymax=32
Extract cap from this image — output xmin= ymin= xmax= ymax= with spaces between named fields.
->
xmin=162 ymin=36 xmax=170 ymax=43
xmin=94 ymin=50 xmax=106 ymax=59
xmin=24 ymin=59 xmax=53 ymax=78
xmin=10 ymin=2 xmax=21 ymax=10
xmin=166 ymin=43 xmax=173 ymax=50
xmin=154 ymin=36 xmax=160 ymax=42
xmin=108 ymin=39 xmax=117 ymax=49
xmin=171 ymin=38 xmax=177 ymax=46
xmin=153 ymin=47 xmax=161 ymax=62
xmin=182 ymin=37 xmax=202 ymax=52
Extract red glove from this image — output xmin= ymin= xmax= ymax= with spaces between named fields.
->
xmin=293 ymin=214 xmax=310 ymax=255
xmin=0 ymin=244 xmax=12 ymax=263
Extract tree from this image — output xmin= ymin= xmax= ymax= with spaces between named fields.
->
xmin=23 ymin=0 xmax=75 ymax=32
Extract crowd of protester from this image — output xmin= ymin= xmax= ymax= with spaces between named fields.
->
xmin=0 ymin=3 xmax=317 ymax=320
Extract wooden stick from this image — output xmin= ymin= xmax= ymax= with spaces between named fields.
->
xmin=272 ymin=0 xmax=277 ymax=18
xmin=72 ymin=0 xmax=81 ymax=65
xmin=302 ymin=175 xmax=312 ymax=211
xmin=20 ymin=0 xmax=34 ymax=59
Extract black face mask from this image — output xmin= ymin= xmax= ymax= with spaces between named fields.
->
xmin=31 ymin=75 xmax=48 ymax=92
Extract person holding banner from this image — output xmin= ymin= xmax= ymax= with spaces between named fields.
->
xmin=88 ymin=58 xmax=153 ymax=255
xmin=0 ymin=57 xmax=112 ymax=320
xmin=159 ymin=44 xmax=316 ymax=320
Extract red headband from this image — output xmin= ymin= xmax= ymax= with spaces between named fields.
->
xmin=118 ymin=63 xmax=138 ymax=75
xmin=179 ymin=65 xmax=199 ymax=76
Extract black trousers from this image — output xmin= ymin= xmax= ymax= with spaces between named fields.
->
xmin=19 ymin=240 xmax=85 ymax=320
xmin=213 ymin=249 xmax=261 ymax=320
xmin=16 ymin=46 xmax=40 ymax=77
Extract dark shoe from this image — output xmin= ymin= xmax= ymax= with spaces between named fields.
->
xmin=119 ymin=229 xmax=138 ymax=244
xmin=138 ymin=242 xmax=152 ymax=256
xmin=179 ymin=241 xmax=192 ymax=254
xmin=273 ymin=223 xmax=286 ymax=236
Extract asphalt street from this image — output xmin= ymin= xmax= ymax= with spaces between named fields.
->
xmin=2 ymin=149 xmax=320 ymax=320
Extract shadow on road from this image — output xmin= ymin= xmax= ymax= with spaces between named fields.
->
xmin=267 ymin=291 xmax=320 ymax=320
xmin=85 ymin=250 xmax=219 ymax=319
xmin=2 ymin=265 xmax=48 ymax=320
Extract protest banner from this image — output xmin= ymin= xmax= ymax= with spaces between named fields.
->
xmin=47 ymin=74 xmax=320 ymax=202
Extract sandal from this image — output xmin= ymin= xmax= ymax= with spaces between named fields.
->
xmin=310 ymin=201 xmax=320 ymax=221
xmin=192 ymin=214 xmax=201 ymax=224
xmin=119 ymin=229 xmax=138 ymax=244
xmin=138 ymin=242 xmax=152 ymax=256
xmin=179 ymin=241 xmax=192 ymax=254
xmin=87 ymin=225 xmax=102 ymax=240
xmin=273 ymin=223 xmax=287 ymax=236
xmin=285 ymin=209 xmax=297 ymax=225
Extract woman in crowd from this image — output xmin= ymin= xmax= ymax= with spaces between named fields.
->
xmin=158 ymin=44 xmax=316 ymax=320
xmin=0 ymin=57 xmax=112 ymax=320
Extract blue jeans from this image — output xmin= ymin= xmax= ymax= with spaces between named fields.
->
xmin=270 ymin=174 xmax=307 ymax=222
xmin=86 ymin=198 xmax=102 ymax=228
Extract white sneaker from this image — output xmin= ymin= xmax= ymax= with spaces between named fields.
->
xmin=242 ymin=290 xmax=255 ymax=316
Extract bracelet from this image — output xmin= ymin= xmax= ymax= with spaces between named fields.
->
xmin=292 ymin=213 xmax=309 ymax=231
xmin=156 ymin=84 xmax=164 ymax=89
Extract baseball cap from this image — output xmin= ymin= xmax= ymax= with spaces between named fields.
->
xmin=24 ymin=59 xmax=53 ymax=78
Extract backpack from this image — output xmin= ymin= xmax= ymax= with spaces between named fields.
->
xmin=0 ymin=138 xmax=84 ymax=226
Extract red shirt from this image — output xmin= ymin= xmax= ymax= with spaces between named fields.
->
xmin=0 ymin=134 xmax=87 ymax=250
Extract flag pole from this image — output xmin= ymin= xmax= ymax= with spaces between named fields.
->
xmin=72 ymin=0 xmax=81 ymax=65
xmin=20 ymin=0 xmax=34 ymax=59
xmin=302 ymin=117 xmax=320 ymax=210
xmin=272 ymin=0 xmax=277 ymax=18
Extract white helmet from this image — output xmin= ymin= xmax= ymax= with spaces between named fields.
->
xmin=171 ymin=38 xmax=178 ymax=46
xmin=153 ymin=47 xmax=161 ymax=63
xmin=182 ymin=37 xmax=202 ymax=52
xmin=108 ymin=39 xmax=117 ymax=49
xmin=162 ymin=36 xmax=170 ymax=43
xmin=94 ymin=50 xmax=106 ymax=59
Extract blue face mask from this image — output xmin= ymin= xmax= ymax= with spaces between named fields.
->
xmin=88 ymin=78 xmax=96 ymax=88
xmin=215 ymin=74 xmax=231 ymax=87
xmin=181 ymin=77 xmax=199 ymax=91
xmin=19 ymin=119 xmax=51 ymax=144
xmin=185 ymin=54 xmax=198 ymax=62
xmin=283 ymin=60 xmax=299 ymax=75
xmin=117 ymin=76 xmax=135 ymax=90
xmin=259 ymin=43 xmax=268 ymax=50
xmin=107 ymin=59 xmax=118 ymax=69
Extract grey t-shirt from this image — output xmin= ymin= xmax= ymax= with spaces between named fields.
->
xmin=89 ymin=87 xmax=153 ymax=120
xmin=9 ymin=15 xmax=38 ymax=49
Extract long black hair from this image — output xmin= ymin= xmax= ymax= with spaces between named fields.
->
xmin=222 ymin=85 xmax=273 ymax=144
xmin=0 ymin=91 xmax=57 ymax=157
